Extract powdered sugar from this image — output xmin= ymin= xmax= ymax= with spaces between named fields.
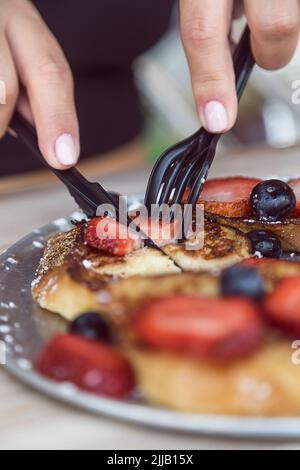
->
xmin=82 ymin=259 xmax=93 ymax=269
xmin=0 ymin=325 xmax=11 ymax=334
xmin=6 ymin=257 xmax=18 ymax=265
xmin=17 ymin=358 xmax=32 ymax=371
xmin=32 ymin=240 xmax=44 ymax=249
xmin=0 ymin=301 xmax=16 ymax=309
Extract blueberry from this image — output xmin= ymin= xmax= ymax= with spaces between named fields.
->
xmin=221 ymin=265 xmax=265 ymax=301
xmin=250 ymin=179 xmax=296 ymax=222
xmin=70 ymin=312 xmax=112 ymax=342
xmin=248 ymin=230 xmax=282 ymax=259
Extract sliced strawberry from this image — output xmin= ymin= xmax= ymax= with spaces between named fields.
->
xmin=239 ymin=258 xmax=283 ymax=268
xmin=132 ymin=295 xmax=264 ymax=361
xmin=183 ymin=177 xmax=261 ymax=218
xmin=288 ymin=179 xmax=300 ymax=217
xmin=264 ymin=276 xmax=300 ymax=335
xmin=85 ymin=217 xmax=142 ymax=256
xmin=132 ymin=216 xmax=180 ymax=247
xmin=36 ymin=334 xmax=135 ymax=398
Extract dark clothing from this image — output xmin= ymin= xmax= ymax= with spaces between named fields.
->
xmin=0 ymin=0 xmax=175 ymax=175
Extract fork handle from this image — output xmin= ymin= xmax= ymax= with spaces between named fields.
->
xmin=10 ymin=112 xmax=88 ymax=186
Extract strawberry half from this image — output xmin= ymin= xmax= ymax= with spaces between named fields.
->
xmin=239 ymin=258 xmax=283 ymax=268
xmin=132 ymin=216 xmax=180 ymax=247
xmin=183 ymin=177 xmax=261 ymax=218
xmin=85 ymin=217 xmax=142 ymax=256
xmin=36 ymin=334 xmax=135 ymax=398
xmin=288 ymin=178 xmax=300 ymax=217
xmin=132 ymin=295 xmax=264 ymax=361
xmin=264 ymin=276 xmax=300 ymax=335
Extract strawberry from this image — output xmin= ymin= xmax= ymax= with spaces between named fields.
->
xmin=264 ymin=276 xmax=300 ymax=335
xmin=85 ymin=217 xmax=142 ymax=256
xmin=288 ymin=179 xmax=300 ymax=217
xmin=132 ymin=216 xmax=180 ymax=247
xmin=132 ymin=295 xmax=264 ymax=361
xmin=36 ymin=334 xmax=135 ymax=398
xmin=239 ymin=258 xmax=282 ymax=268
xmin=183 ymin=177 xmax=261 ymax=218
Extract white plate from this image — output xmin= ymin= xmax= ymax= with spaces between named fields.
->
xmin=1 ymin=203 xmax=300 ymax=440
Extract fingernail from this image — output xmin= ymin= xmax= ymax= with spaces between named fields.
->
xmin=202 ymin=101 xmax=228 ymax=133
xmin=55 ymin=134 xmax=78 ymax=166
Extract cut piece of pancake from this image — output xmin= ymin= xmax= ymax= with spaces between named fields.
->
xmin=32 ymin=220 xmax=251 ymax=320
xmin=32 ymin=223 xmax=181 ymax=322
xmin=163 ymin=221 xmax=251 ymax=272
xmin=128 ymin=341 xmax=300 ymax=416
xmin=34 ymin=223 xmax=180 ymax=282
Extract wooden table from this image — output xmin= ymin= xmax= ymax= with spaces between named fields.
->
xmin=1 ymin=147 xmax=300 ymax=450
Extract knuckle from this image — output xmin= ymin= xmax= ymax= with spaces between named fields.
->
xmin=42 ymin=109 xmax=76 ymax=130
xmin=194 ymin=72 xmax=227 ymax=91
xmin=256 ymin=52 xmax=293 ymax=70
xmin=34 ymin=56 xmax=72 ymax=83
xmin=182 ymin=16 xmax=217 ymax=47
xmin=256 ymin=16 xmax=299 ymax=42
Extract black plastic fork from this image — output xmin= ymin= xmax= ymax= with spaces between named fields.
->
xmin=145 ymin=26 xmax=255 ymax=214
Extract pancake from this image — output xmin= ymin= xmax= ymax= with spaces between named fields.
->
xmin=128 ymin=341 xmax=300 ymax=416
xmin=32 ymin=218 xmax=300 ymax=416
xmin=164 ymin=221 xmax=251 ymax=272
xmin=207 ymin=214 xmax=300 ymax=252
xmin=32 ymin=219 xmax=252 ymax=320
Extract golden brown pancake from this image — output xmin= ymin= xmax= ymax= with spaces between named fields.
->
xmin=164 ymin=221 xmax=251 ymax=272
xmin=207 ymin=213 xmax=300 ymax=252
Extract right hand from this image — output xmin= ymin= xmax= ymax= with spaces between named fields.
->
xmin=0 ymin=0 xmax=79 ymax=169
xmin=180 ymin=0 xmax=300 ymax=134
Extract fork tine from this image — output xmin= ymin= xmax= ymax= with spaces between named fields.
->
xmin=162 ymin=129 xmax=214 ymax=208
xmin=145 ymin=129 xmax=202 ymax=210
xmin=186 ymin=145 xmax=217 ymax=209
xmin=178 ymin=154 xmax=212 ymax=239
xmin=155 ymin=128 xmax=209 ymax=207
xmin=145 ymin=141 xmax=192 ymax=210
xmin=157 ymin=135 xmax=204 ymax=206
xmin=169 ymin=144 xmax=212 ymax=207
xmin=156 ymin=161 xmax=180 ymax=206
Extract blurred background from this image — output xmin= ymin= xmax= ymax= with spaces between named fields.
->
xmin=137 ymin=12 xmax=300 ymax=163
xmin=1 ymin=1 xmax=300 ymax=199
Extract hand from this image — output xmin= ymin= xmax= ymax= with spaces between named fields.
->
xmin=0 ymin=0 xmax=79 ymax=169
xmin=180 ymin=0 xmax=300 ymax=133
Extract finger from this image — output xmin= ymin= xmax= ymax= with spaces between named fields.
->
xmin=245 ymin=0 xmax=300 ymax=70
xmin=17 ymin=91 xmax=34 ymax=125
xmin=180 ymin=0 xmax=237 ymax=133
xmin=6 ymin=6 xmax=80 ymax=169
xmin=0 ymin=37 xmax=19 ymax=138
